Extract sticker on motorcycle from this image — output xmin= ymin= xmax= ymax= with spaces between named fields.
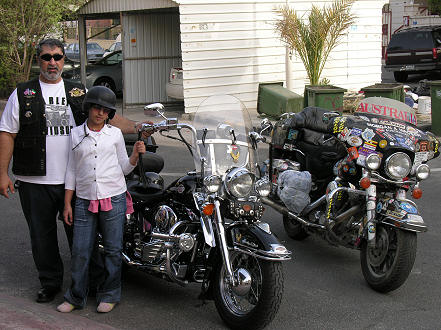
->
xmin=333 ymin=117 xmax=347 ymax=133
xmin=347 ymin=147 xmax=359 ymax=160
xmin=376 ymin=202 xmax=383 ymax=213
xmin=400 ymin=202 xmax=417 ymax=214
xmin=379 ymin=140 xmax=387 ymax=148
xmin=363 ymin=140 xmax=378 ymax=150
xmin=385 ymin=209 xmax=406 ymax=219
xmin=368 ymin=224 xmax=376 ymax=233
xmin=347 ymin=136 xmax=362 ymax=147
xmin=338 ymin=127 xmax=351 ymax=141
xmin=229 ymin=144 xmax=240 ymax=162
xmin=361 ymin=128 xmax=375 ymax=141
xmin=350 ymin=128 xmax=362 ymax=136
xmin=288 ymin=129 xmax=298 ymax=140
xmin=405 ymin=214 xmax=424 ymax=223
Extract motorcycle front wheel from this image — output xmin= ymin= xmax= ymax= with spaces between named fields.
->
xmin=360 ymin=225 xmax=417 ymax=293
xmin=213 ymin=252 xmax=284 ymax=330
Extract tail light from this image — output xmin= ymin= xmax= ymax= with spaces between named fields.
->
xmin=433 ymin=48 xmax=438 ymax=59
xmin=385 ymin=50 xmax=388 ymax=62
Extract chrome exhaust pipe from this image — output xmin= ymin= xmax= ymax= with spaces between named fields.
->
xmin=261 ymin=197 xmax=325 ymax=229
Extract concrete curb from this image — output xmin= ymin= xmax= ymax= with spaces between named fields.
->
xmin=0 ymin=294 xmax=116 ymax=330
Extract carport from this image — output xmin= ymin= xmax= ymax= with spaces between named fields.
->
xmin=76 ymin=0 xmax=182 ymax=111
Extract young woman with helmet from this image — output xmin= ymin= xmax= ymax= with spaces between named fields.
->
xmin=57 ymin=86 xmax=146 ymax=313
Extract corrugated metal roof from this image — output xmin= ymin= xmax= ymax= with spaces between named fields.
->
xmin=78 ymin=0 xmax=178 ymax=15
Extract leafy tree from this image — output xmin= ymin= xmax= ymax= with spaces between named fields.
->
xmin=275 ymin=0 xmax=356 ymax=85
xmin=0 ymin=0 xmax=85 ymax=91
xmin=428 ymin=0 xmax=441 ymax=15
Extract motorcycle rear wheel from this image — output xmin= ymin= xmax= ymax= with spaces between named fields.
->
xmin=213 ymin=252 xmax=284 ymax=330
xmin=360 ymin=225 xmax=417 ymax=293
xmin=283 ymin=214 xmax=309 ymax=240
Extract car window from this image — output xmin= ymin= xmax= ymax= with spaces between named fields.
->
xmin=115 ymin=42 xmax=122 ymax=51
xmin=101 ymin=52 xmax=122 ymax=65
xmin=88 ymin=43 xmax=102 ymax=50
xmin=388 ymin=31 xmax=433 ymax=50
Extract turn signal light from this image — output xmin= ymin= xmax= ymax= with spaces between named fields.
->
xmin=412 ymin=188 xmax=423 ymax=199
xmin=202 ymin=203 xmax=215 ymax=215
xmin=360 ymin=177 xmax=371 ymax=189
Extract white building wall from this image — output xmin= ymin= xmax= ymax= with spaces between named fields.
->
xmin=178 ymin=0 xmax=286 ymax=112
xmin=178 ymin=0 xmax=387 ymax=113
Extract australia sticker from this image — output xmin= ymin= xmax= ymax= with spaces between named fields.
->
xmin=69 ymin=87 xmax=85 ymax=97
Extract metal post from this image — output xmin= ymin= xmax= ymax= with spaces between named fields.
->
xmin=78 ymin=16 xmax=87 ymax=87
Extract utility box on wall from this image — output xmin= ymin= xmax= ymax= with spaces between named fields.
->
xmin=257 ymin=82 xmax=303 ymax=118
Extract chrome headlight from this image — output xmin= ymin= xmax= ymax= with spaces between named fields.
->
xmin=225 ymin=168 xmax=254 ymax=198
xmin=203 ymin=175 xmax=222 ymax=193
xmin=415 ymin=164 xmax=430 ymax=180
xmin=385 ymin=152 xmax=411 ymax=180
xmin=366 ymin=153 xmax=381 ymax=170
xmin=254 ymin=178 xmax=271 ymax=197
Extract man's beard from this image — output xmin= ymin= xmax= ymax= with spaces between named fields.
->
xmin=41 ymin=67 xmax=63 ymax=81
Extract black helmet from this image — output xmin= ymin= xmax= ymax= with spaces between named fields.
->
xmin=144 ymin=172 xmax=164 ymax=192
xmin=83 ymin=86 xmax=116 ymax=119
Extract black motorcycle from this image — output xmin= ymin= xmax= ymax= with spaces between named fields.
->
xmin=260 ymin=97 xmax=440 ymax=293
xmin=121 ymin=95 xmax=290 ymax=329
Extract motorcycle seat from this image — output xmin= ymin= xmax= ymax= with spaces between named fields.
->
xmin=285 ymin=106 xmax=334 ymax=133
xmin=127 ymin=180 xmax=165 ymax=203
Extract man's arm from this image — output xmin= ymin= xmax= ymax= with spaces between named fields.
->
xmin=109 ymin=113 xmax=138 ymax=134
xmin=109 ymin=113 xmax=152 ymax=137
xmin=0 ymin=131 xmax=17 ymax=198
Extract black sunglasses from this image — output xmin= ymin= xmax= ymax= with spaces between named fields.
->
xmin=40 ymin=54 xmax=64 ymax=62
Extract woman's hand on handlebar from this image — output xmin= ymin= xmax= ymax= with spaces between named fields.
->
xmin=129 ymin=140 xmax=147 ymax=166
xmin=135 ymin=121 xmax=154 ymax=138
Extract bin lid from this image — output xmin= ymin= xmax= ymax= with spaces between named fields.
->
xmin=360 ymin=83 xmax=403 ymax=91
xmin=429 ymin=80 xmax=441 ymax=86
xmin=355 ymin=97 xmax=417 ymax=125
xmin=305 ymin=85 xmax=347 ymax=93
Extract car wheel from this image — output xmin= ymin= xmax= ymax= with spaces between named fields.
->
xmin=94 ymin=78 xmax=116 ymax=94
xmin=393 ymin=72 xmax=408 ymax=83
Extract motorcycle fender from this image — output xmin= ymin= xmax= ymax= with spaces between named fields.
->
xmin=377 ymin=200 xmax=427 ymax=233
xmin=228 ymin=223 xmax=291 ymax=261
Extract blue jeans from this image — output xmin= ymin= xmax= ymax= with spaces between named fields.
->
xmin=65 ymin=192 xmax=126 ymax=307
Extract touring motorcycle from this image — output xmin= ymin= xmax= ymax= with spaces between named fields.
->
xmin=260 ymin=97 xmax=440 ymax=293
xmin=122 ymin=95 xmax=290 ymax=329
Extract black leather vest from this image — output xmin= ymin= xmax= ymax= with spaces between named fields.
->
xmin=13 ymin=78 xmax=87 ymax=176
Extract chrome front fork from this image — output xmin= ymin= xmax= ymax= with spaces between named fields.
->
xmin=214 ymin=200 xmax=235 ymax=285
xmin=366 ymin=184 xmax=377 ymax=247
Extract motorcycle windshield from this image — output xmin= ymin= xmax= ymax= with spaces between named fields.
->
xmin=191 ymin=95 xmax=258 ymax=176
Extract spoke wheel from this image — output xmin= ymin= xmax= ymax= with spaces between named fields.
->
xmin=361 ymin=225 xmax=417 ymax=293
xmin=213 ymin=252 xmax=284 ymax=330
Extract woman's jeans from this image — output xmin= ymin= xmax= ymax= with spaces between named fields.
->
xmin=65 ymin=192 xmax=126 ymax=307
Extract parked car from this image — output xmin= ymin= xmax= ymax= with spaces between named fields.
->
xmin=65 ymin=42 xmax=105 ymax=63
xmin=165 ymin=67 xmax=183 ymax=99
xmin=103 ymin=41 xmax=122 ymax=58
xmin=385 ymin=25 xmax=441 ymax=82
xmin=62 ymin=50 xmax=122 ymax=94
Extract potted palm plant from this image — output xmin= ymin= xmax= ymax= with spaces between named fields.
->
xmin=275 ymin=0 xmax=356 ymax=112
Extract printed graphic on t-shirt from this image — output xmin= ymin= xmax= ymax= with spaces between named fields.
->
xmin=45 ymin=96 xmax=73 ymax=136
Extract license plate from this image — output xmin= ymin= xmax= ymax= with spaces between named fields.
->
xmin=401 ymin=65 xmax=415 ymax=71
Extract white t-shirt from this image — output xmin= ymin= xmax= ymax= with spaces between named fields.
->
xmin=0 ymin=80 xmax=77 ymax=184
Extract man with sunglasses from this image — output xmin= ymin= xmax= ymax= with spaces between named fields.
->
xmin=0 ymin=38 xmax=150 ymax=304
